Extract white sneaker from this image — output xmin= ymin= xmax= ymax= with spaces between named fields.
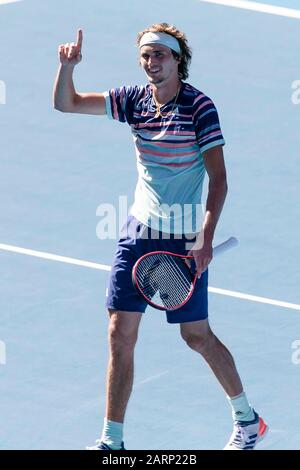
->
xmin=86 ymin=439 xmax=125 ymax=450
xmin=223 ymin=411 xmax=268 ymax=450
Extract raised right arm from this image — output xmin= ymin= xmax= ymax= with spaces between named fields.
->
xmin=53 ymin=29 xmax=107 ymax=115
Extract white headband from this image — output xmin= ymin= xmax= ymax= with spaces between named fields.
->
xmin=139 ymin=32 xmax=181 ymax=55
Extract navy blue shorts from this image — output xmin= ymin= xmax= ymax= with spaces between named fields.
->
xmin=105 ymin=215 xmax=208 ymax=324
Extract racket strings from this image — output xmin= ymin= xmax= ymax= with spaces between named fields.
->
xmin=135 ymin=253 xmax=193 ymax=309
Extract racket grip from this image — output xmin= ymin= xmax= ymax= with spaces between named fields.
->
xmin=212 ymin=236 xmax=238 ymax=257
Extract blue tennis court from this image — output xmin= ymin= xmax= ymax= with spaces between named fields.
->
xmin=0 ymin=0 xmax=299 ymax=450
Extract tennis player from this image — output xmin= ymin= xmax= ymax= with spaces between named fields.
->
xmin=53 ymin=23 xmax=268 ymax=450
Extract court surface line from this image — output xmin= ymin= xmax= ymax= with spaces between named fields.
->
xmin=1 ymin=242 xmax=300 ymax=311
xmin=208 ymin=287 xmax=300 ymax=310
xmin=0 ymin=243 xmax=111 ymax=272
xmin=198 ymin=0 xmax=300 ymax=19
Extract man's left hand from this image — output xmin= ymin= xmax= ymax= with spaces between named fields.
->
xmin=187 ymin=243 xmax=213 ymax=278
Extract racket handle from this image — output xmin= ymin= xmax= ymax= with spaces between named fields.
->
xmin=213 ymin=236 xmax=238 ymax=257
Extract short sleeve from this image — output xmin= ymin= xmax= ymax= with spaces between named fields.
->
xmin=104 ymin=86 xmax=141 ymax=124
xmin=193 ymin=94 xmax=225 ymax=153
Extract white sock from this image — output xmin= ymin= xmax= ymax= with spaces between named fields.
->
xmin=101 ymin=418 xmax=124 ymax=450
xmin=227 ymin=391 xmax=255 ymax=422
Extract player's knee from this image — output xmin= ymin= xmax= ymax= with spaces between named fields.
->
xmin=181 ymin=329 xmax=215 ymax=353
xmin=108 ymin=320 xmax=138 ymax=352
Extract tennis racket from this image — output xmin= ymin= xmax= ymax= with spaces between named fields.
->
xmin=132 ymin=237 xmax=238 ymax=311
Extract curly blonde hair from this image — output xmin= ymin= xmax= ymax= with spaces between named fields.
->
xmin=137 ymin=23 xmax=192 ymax=80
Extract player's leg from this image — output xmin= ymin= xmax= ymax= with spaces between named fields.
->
xmin=179 ymin=319 xmax=268 ymax=449
xmin=168 ymin=257 xmax=267 ymax=450
xmin=105 ymin=309 xmax=142 ymax=423
xmin=167 ymin=265 xmax=243 ymax=397
xmin=87 ymin=310 xmax=142 ymax=450
xmin=180 ymin=318 xmax=243 ymax=397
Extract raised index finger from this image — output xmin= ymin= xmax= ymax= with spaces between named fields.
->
xmin=76 ymin=29 xmax=83 ymax=50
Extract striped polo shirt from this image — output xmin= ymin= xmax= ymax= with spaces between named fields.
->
xmin=104 ymin=82 xmax=225 ymax=234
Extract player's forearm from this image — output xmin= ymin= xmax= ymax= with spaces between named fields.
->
xmin=53 ymin=64 xmax=77 ymax=112
xmin=202 ymin=177 xmax=228 ymax=245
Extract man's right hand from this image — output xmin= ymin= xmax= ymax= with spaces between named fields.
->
xmin=54 ymin=28 xmax=106 ymax=115
xmin=58 ymin=29 xmax=83 ymax=66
